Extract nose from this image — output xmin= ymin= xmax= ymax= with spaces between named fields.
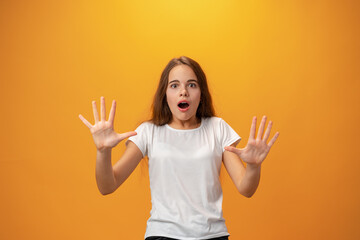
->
xmin=180 ymin=87 xmax=188 ymax=97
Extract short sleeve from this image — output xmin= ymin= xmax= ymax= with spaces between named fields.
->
xmin=126 ymin=122 xmax=150 ymax=157
xmin=218 ymin=118 xmax=241 ymax=152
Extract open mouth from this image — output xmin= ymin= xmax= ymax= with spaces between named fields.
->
xmin=178 ymin=102 xmax=189 ymax=109
xmin=177 ymin=101 xmax=190 ymax=111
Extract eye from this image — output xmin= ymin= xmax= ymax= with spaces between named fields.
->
xmin=189 ymin=83 xmax=197 ymax=88
xmin=170 ymin=83 xmax=178 ymax=88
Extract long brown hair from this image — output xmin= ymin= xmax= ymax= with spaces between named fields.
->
xmin=150 ymin=56 xmax=215 ymax=125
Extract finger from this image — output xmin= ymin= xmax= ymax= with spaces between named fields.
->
xmin=256 ymin=115 xmax=267 ymax=140
xmin=108 ymin=100 xmax=116 ymax=126
xmin=100 ymin=96 xmax=106 ymax=121
xmin=117 ymin=131 xmax=137 ymax=141
xmin=263 ymin=120 xmax=273 ymax=142
xmin=268 ymin=132 xmax=280 ymax=148
xmin=249 ymin=116 xmax=257 ymax=140
xmin=92 ymin=100 xmax=99 ymax=123
xmin=224 ymin=146 xmax=241 ymax=156
xmin=79 ymin=114 xmax=92 ymax=129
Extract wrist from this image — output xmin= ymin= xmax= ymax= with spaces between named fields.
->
xmin=246 ymin=162 xmax=261 ymax=170
xmin=97 ymin=147 xmax=112 ymax=154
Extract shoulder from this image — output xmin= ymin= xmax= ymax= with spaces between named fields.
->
xmin=133 ymin=121 xmax=153 ymax=133
xmin=203 ymin=117 xmax=238 ymax=135
xmin=134 ymin=120 xmax=166 ymax=134
xmin=203 ymin=116 xmax=226 ymax=127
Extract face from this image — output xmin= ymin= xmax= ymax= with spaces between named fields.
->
xmin=166 ymin=64 xmax=201 ymax=124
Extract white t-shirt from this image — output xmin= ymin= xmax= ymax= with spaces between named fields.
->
xmin=127 ymin=117 xmax=241 ymax=240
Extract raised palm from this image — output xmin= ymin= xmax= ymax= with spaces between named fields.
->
xmin=79 ymin=96 xmax=137 ymax=151
xmin=225 ymin=116 xmax=279 ymax=166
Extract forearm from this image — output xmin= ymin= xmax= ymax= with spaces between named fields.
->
xmin=238 ymin=164 xmax=261 ymax=198
xmin=96 ymin=148 xmax=116 ymax=195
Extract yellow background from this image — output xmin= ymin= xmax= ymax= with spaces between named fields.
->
xmin=1 ymin=0 xmax=359 ymax=239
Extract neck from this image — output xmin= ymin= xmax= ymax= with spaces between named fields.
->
xmin=168 ymin=117 xmax=201 ymax=130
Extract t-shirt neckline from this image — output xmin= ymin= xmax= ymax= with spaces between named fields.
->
xmin=165 ymin=118 xmax=204 ymax=132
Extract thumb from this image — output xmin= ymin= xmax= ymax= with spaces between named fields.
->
xmin=117 ymin=131 xmax=137 ymax=141
xmin=224 ymin=146 xmax=242 ymax=156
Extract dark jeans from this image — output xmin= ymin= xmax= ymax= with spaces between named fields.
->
xmin=145 ymin=236 xmax=229 ymax=240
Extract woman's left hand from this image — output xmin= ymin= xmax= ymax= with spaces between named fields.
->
xmin=225 ymin=116 xmax=279 ymax=167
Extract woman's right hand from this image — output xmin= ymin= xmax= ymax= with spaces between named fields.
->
xmin=79 ymin=96 xmax=137 ymax=152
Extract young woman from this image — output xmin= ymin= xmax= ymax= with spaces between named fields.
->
xmin=79 ymin=56 xmax=279 ymax=240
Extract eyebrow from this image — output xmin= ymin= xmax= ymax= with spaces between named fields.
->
xmin=168 ymin=79 xmax=198 ymax=84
